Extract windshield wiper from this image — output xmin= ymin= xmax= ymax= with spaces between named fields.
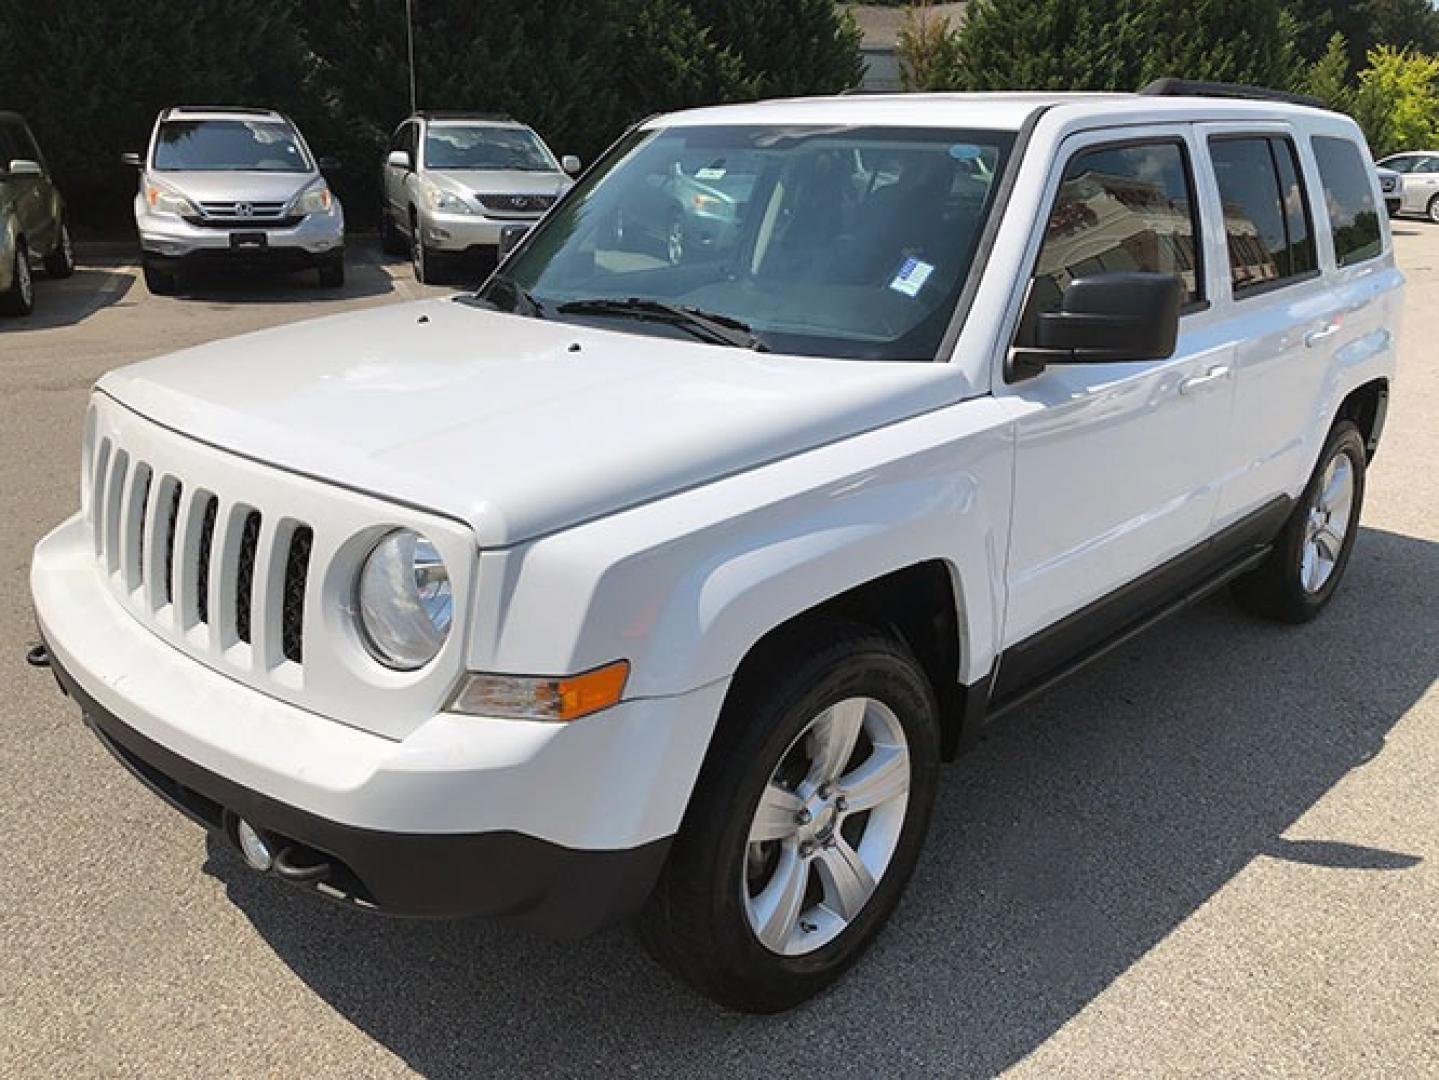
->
xmin=556 ymin=297 xmax=768 ymax=351
xmin=475 ymin=273 xmax=545 ymax=318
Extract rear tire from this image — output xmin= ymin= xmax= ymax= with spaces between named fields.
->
xmin=1231 ymin=421 xmax=1367 ymax=623
xmin=640 ymin=622 xmax=940 ymax=1013
xmin=142 ymin=260 xmax=178 ymax=296
xmin=44 ymin=220 xmax=76 ymax=278
xmin=1 ymin=241 xmax=34 ymax=316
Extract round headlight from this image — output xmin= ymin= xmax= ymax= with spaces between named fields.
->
xmin=357 ymin=530 xmax=453 ymax=670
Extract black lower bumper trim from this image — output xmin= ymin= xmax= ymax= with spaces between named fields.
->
xmin=46 ymin=648 xmax=670 ymax=936
xmin=143 ymin=247 xmax=341 ymax=273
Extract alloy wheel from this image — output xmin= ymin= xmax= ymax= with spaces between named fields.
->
xmin=1301 ymin=451 xmax=1355 ymax=594
xmin=742 ymin=696 xmax=910 ymax=956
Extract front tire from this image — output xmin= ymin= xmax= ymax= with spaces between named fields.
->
xmin=317 ymin=253 xmax=345 ymax=288
xmin=1428 ymin=194 xmax=1439 ymax=226
xmin=0 ymin=241 xmax=34 ymax=316
xmin=640 ymin=623 xmax=940 ymax=1012
xmin=1231 ymin=421 xmax=1367 ymax=623
xmin=411 ymin=215 xmax=440 ymax=284
xmin=142 ymin=260 xmax=178 ymax=296
xmin=44 ymin=220 xmax=76 ymax=278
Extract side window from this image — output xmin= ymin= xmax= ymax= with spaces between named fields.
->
xmin=1209 ymin=136 xmax=1318 ymax=296
xmin=1312 ymin=135 xmax=1383 ymax=268
xmin=11 ymin=123 xmax=42 ymax=165
xmin=0 ymin=125 xmax=17 ymax=168
xmin=1021 ymin=140 xmax=1203 ymax=337
xmin=389 ymin=125 xmax=407 ymax=153
xmin=1382 ymin=156 xmax=1417 ymax=174
xmin=407 ymin=123 xmax=420 ymax=163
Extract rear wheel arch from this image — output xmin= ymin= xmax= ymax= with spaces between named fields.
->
xmin=1335 ymin=378 xmax=1389 ymax=461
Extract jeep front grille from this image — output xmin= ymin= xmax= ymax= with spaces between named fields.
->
xmin=89 ymin=434 xmax=315 ymax=671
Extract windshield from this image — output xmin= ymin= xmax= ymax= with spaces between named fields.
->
xmin=153 ymin=120 xmax=311 ymax=172
xmin=425 ymin=125 xmax=555 ymax=171
xmin=484 ymin=125 xmax=1015 ymax=360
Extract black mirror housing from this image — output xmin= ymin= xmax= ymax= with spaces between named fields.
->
xmin=1013 ymin=272 xmax=1183 ymax=378
xmin=317 ymin=155 xmax=342 ymax=172
xmin=120 ymin=151 xmax=143 ymax=168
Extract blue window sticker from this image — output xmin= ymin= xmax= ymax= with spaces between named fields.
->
xmin=889 ymin=256 xmax=935 ymax=297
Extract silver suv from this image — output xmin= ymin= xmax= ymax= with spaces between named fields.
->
xmin=123 ymin=107 xmax=346 ymax=294
xmin=1 ymin=111 xmax=76 ymax=316
xmin=379 ymin=111 xmax=578 ymax=283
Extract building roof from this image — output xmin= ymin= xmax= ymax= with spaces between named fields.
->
xmin=848 ymin=3 xmax=968 ymax=50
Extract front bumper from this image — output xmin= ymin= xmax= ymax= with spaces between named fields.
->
xmin=32 ymin=514 xmax=729 ymax=932
xmin=418 ymin=208 xmax=538 ymax=253
xmin=137 ymin=205 xmax=345 ymax=262
xmin=1385 ymin=195 xmax=1403 ymax=216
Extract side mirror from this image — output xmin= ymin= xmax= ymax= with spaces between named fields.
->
xmin=317 ymin=155 xmax=342 ymax=172
xmin=7 ymin=159 xmax=43 ymax=178
xmin=561 ymin=154 xmax=581 ymax=176
xmin=120 ymin=151 xmax=143 ymax=168
xmin=1012 ymin=272 xmax=1182 ymax=378
xmin=386 ymin=149 xmax=412 ymax=171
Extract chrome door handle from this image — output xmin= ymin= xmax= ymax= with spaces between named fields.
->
xmin=1179 ymin=365 xmax=1231 ymax=395
xmin=1305 ymin=323 xmax=1341 ymax=348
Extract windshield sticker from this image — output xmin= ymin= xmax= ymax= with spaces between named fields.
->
xmin=695 ymin=166 xmax=726 ymax=180
xmin=890 ymin=257 xmax=934 ymax=297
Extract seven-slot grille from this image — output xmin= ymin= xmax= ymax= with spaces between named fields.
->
xmin=89 ymin=433 xmax=313 ymax=669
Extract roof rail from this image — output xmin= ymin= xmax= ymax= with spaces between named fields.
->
xmin=416 ymin=110 xmax=515 ymax=122
xmin=1139 ymin=78 xmax=1326 ymax=110
xmin=166 ymin=105 xmax=279 ymax=114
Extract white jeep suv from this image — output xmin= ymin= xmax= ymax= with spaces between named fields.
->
xmin=32 ymin=83 xmax=1399 ymax=1012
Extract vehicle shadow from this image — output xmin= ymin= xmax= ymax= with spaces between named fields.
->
xmin=170 ymin=248 xmax=397 ymax=305
xmin=0 ymin=266 xmax=136 ymax=333
xmin=206 ymin=525 xmax=1437 ymax=1079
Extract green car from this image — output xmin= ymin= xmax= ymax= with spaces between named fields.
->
xmin=1 ymin=111 xmax=76 ymax=316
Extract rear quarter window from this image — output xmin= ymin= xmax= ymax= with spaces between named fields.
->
xmin=1311 ymin=136 xmax=1383 ymax=268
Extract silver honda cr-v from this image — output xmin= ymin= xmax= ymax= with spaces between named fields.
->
xmin=123 ymin=106 xmax=345 ymax=294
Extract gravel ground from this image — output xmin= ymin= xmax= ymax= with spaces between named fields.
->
xmin=1 ymin=232 xmax=1435 ymax=1078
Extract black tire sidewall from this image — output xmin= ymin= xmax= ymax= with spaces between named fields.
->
xmin=646 ymin=625 xmax=940 ymax=1011
xmin=1272 ymin=422 xmax=1367 ymax=617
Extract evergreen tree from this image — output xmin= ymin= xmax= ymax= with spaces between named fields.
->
xmin=1304 ymin=33 xmax=1355 ymax=111
xmin=949 ymin=0 xmax=1148 ymax=91
xmin=684 ymin=0 xmax=864 ymax=97
xmin=1137 ymin=0 xmax=1300 ymax=90
xmin=1287 ymin=0 xmax=1439 ymax=72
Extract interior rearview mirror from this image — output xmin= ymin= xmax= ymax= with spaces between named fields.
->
xmin=1011 ymin=272 xmax=1182 ymax=379
xmin=7 ymin=159 xmax=43 ymax=178
xmin=561 ymin=154 xmax=582 ymax=176
xmin=386 ymin=149 xmax=412 ymax=171
xmin=120 ymin=151 xmax=143 ymax=169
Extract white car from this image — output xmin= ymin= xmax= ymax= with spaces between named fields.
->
xmin=32 ymin=82 xmax=1399 ymax=1012
xmin=1376 ymin=150 xmax=1439 ymax=221
xmin=379 ymin=111 xmax=578 ymax=283
xmin=123 ymin=107 xmax=346 ymax=294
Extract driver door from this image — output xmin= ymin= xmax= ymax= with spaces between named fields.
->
xmin=994 ymin=128 xmax=1239 ymax=692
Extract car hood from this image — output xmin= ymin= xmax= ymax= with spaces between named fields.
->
xmin=425 ymin=168 xmax=570 ymax=200
xmin=98 ymin=299 xmax=960 ymax=547
xmin=152 ymin=170 xmax=320 ymax=203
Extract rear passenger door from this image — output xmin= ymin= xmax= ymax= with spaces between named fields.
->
xmin=1202 ymin=128 xmax=1344 ymax=525
xmin=997 ymin=130 xmax=1238 ymax=661
xmin=1406 ymin=154 xmax=1439 ymax=216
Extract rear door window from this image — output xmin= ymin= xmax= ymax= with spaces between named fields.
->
xmin=1311 ymin=136 xmax=1383 ymax=268
xmin=1209 ymin=136 xmax=1317 ymax=297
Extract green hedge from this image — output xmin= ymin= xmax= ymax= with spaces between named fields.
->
xmin=0 ymin=0 xmax=862 ymax=233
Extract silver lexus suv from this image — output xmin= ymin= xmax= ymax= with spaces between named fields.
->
xmin=379 ymin=111 xmax=578 ymax=283
xmin=123 ymin=107 xmax=346 ymax=294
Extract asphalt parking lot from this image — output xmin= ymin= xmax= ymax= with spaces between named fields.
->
xmin=2 ymin=231 xmax=1436 ymax=1078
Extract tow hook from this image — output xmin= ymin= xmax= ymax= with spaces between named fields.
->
xmin=25 ymin=642 xmax=51 ymax=668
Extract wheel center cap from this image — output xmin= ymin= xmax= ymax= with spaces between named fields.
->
xmin=799 ymin=797 xmax=840 ymax=845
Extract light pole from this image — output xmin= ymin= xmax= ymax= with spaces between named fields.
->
xmin=405 ymin=0 xmax=418 ymax=114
